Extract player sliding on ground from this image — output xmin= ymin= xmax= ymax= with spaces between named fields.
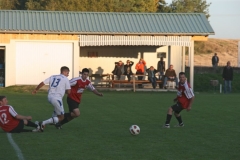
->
xmin=163 ymin=72 xmax=194 ymax=128
xmin=32 ymin=66 xmax=71 ymax=132
xmin=55 ymin=68 xmax=103 ymax=129
xmin=0 ymin=96 xmax=40 ymax=133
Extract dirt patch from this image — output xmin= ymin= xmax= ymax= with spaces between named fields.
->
xmin=186 ymin=38 xmax=239 ymax=67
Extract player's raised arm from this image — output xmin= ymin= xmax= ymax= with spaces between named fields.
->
xmin=32 ymin=82 xmax=45 ymax=94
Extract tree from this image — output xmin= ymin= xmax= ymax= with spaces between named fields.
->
xmin=164 ymin=0 xmax=211 ymax=19
xmin=22 ymin=0 xmax=159 ymax=12
xmin=0 ymin=0 xmax=19 ymax=9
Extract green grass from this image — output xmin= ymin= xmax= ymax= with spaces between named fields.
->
xmin=0 ymin=91 xmax=240 ymax=160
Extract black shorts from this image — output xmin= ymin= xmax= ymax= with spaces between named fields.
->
xmin=171 ymin=103 xmax=183 ymax=114
xmin=10 ymin=120 xmax=24 ymax=133
xmin=67 ymin=97 xmax=80 ymax=112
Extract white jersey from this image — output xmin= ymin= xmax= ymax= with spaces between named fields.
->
xmin=43 ymin=74 xmax=71 ymax=99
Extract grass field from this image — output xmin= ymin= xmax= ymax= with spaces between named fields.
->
xmin=0 ymin=90 xmax=239 ymax=160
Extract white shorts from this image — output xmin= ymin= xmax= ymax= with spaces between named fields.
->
xmin=48 ymin=97 xmax=64 ymax=116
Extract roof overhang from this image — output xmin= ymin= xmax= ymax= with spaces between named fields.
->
xmin=0 ymin=30 xmax=214 ymax=36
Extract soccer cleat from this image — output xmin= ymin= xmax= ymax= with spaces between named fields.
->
xmin=55 ymin=123 xmax=62 ymax=129
xmin=32 ymin=126 xmax=40 ymax=132
xmin=174 ymin=123 xmax=184 ymax=127
xmin=38 ymin=121 xmax=44 ymax=132
xmin=162 ymin=124 xmax=170 ymax=128
xmin=32 ymin=121 xmax=41 ymax=132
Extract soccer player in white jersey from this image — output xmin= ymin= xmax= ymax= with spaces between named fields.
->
xmin=55 ymin=68 xmax=103 ymax=129
xmin=32 ymin=66 xmax=71 ymax=131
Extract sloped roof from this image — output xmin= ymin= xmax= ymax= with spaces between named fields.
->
xmin=0 ymin=10 xmax=214 ymax=35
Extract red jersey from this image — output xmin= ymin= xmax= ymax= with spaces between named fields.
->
xmin=68 ymin=77 xmax=95 ymax=103
xmin=176 ymin=81 xmax=194 ymax=109
xmin=0 ymin=105 xmax=19 ymax=132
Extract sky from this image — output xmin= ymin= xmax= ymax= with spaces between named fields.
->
xmin=165 ymin=0 xmax=240 ymax=39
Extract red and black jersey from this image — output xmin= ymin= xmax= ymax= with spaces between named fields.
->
xmin=176 ymin=81 xmax=194 ymax=109
xmin=68 ymin=77 xmax=95 ymax=103
xmin=0 ymin=105 xmax=19 ymax=132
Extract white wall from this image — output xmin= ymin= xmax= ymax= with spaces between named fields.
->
xmin=1 ymin=40 xmax=79 ymax=87
xmin=169 ymin=46 xmax=183 ymax=76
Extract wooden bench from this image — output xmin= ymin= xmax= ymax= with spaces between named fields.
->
xmin=111 ymin=79 xmax=162 ymax=92
xmin=99 ymin=74 xmax=163 ymax=91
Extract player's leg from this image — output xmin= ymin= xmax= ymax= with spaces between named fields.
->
xmin=56 ymin=97 xmax=80 ymax=127
xmin=39 ymin=98 xmax=64 ymax=130
xmin=23 ymin=119 xmax=41 ymax=132
xmin=163 ymin=105 xmax=174 ymax=128
xmin=174 ymin=104 xmax=184 ymax=127
xmin=9 ymin=120 xmax=31 ymax=133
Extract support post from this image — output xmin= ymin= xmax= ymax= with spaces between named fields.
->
xmin=190 ymin=41 xmax=194 ymax=90
xmin=182 ymin=46 xmax=186 ymax=72
xmin=133 ymin=74 xmax=136 ymax=92
xmin=168 ymin=46 xmax=171 ymax=67
xmin=238 ymin=41 xmax=240 ymax=67
xmin=188 ymin=46 xmax=191 ymax=67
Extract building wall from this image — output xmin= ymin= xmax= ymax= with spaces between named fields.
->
xmin=0 ymin=34 xmax=78 ymax=43
xmin=0 ymin=34 xmax=79 ymax=86
xmin=170 ymin=46 xmax=183 ymax=75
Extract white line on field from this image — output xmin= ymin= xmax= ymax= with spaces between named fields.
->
xmin=7 ymin=133 xmax=25 ymax=160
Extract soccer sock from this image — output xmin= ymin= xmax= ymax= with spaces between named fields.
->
xmin=165 ymin=114 xmax=172 ymax=125
xmin=42 ymin=117 xmax=59 ymax=125
xmin=60 ymin=113 xmax=71 ymax=125
xmin=26 ymin=121 xmax=38 ymax=128
xmin=176 ymin=116 xmax=183 ymax=125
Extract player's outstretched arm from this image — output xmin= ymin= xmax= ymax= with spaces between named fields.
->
xmin=186 ymin=96 xmax=194 ymax=112
xmin=15 ymin=115 xmax=32 ymax=121
xmin=32 ymin=82 xmax=45 ymax=94
xmin=93 ymin=89 xmax=103 ymax=97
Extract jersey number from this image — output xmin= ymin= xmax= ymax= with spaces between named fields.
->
xmin=0 ymin=113 xmax=9 ymax=124
xmin=51 ymin=78 xmax=61 ymax=87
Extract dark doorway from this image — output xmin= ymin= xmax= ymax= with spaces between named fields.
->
xmin=0 ymin=47 xmax=5 ymax=87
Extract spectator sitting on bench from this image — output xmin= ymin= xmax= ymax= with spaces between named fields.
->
xmin=146 ymin=66 xmax=158 ymax=89
xmin=123 ymin=60 xmax=134 ymax=82
xmin=112 ymin=60 xmax=124 ymax=80
xmin=163 ymin=64 xmax=178 ymax=89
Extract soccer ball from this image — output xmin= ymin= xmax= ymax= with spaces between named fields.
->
xmin=129 ymin=125 xmax=140 ymax=135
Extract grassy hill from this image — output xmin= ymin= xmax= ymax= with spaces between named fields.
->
xmin=186 ymin=38 xmax=239 ymax=67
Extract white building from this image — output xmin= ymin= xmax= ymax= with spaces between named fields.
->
xmin=0 ymin=11 xmax=214 ymax=88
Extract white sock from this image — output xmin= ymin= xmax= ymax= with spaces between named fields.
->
xmin=42 ymin=117 xmax=59 ymax=125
